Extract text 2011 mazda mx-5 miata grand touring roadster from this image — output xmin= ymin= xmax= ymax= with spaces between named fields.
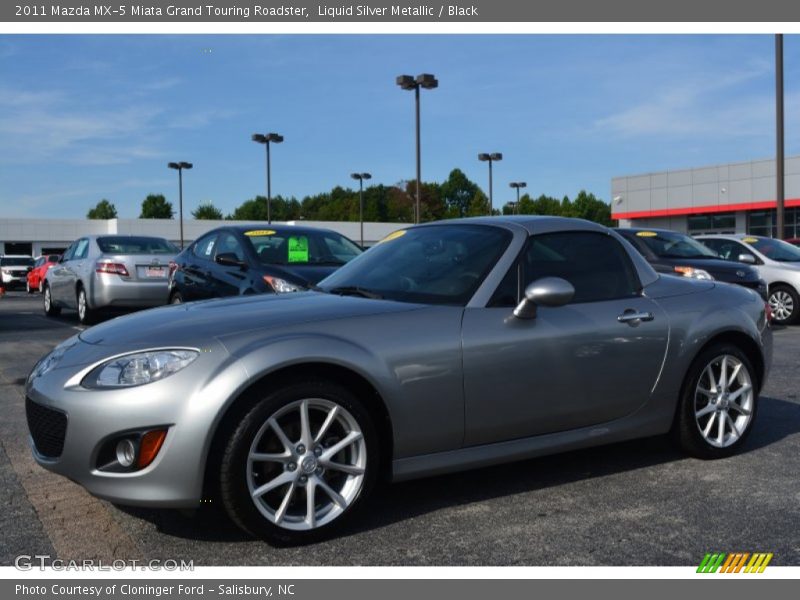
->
xmin=26 ymin=217 xmax=772 ymax=544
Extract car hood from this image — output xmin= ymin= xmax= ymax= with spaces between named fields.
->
xmin=78 ymin=292 xmax=423 ymax=347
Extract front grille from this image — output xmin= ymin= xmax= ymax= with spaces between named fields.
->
xmin=25 ymin=397 xmax=67 ymax=458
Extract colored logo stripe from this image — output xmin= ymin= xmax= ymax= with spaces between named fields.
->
xmin=697 ymin=552 xmax=773 ymax=573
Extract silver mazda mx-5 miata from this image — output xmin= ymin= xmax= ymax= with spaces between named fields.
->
xmin=26 ymin=217 xmax=772 ymax=545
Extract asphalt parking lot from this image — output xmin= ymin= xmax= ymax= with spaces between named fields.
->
xmin=1 ymin=290 xmax=798 ymax=566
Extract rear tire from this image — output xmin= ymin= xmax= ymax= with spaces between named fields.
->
xmin=170 ymin=291 xmax=184 ymax=305
xmin=43 ymin=284 xmax=61 ymax=316
xmin=673 ymin=343 xmax=758 ymax=459
xmin=26 ymin=280 xmax=33 ymax=294
xmin=768 ymin=284 xmax=799 ymax=325
xmin=219 ymin=380 xmax=378 ymax=546
xmin=77 ymin=286 xmax=98 ymax=325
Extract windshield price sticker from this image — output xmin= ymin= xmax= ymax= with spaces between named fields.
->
xmin=288 ymin=236 xmax=309 ymax=263
xmin=245 ymin=230 xmax=276 ymax=237
xmin=636 ymin=231 xmax=658 ymax=237
xmin=379 ymin=230 xmax=407 ymax=243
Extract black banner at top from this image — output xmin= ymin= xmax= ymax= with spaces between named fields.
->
xmin=4 ymin=0 xmax=800 ymax=22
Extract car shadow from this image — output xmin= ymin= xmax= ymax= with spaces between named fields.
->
xmin=115 ymin=395 xmax=800 ymax=545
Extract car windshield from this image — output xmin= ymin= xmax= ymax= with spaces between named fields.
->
xmin=746 ymin=236 xmax=800 ymax=262
xmin=317 ymin=224 xmax=512 ymax=306
xmin=97 ymin=236 xmax=177 ymax=254
xmin=245 ymin=229 xmax=362 ymax=266
xmin=1 ymin=257 xmax=33 ymax=267
xmin=633 ymin=231 xmax=719 ymax=259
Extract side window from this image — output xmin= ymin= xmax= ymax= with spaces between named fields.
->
xmin=61 ymin=244 xmax=76 ymax=262
xmin=524 ymin=232 xmax=640 ymax=304
xmin=215 ymin=233 xmax=246 ymax=263
xmin=193 ymin=233 xmax=218 ymax=260
xmin=488 ymin=262 xmax=521 ymax=307
xmin=73 ymin=238 xmax=90 ymax=260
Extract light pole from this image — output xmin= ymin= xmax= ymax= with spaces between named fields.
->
xmin=478 ymin=153 xmax=503 ymax=215
xmin=167 ymin=161 xmax=192 ymax=249
xmin=251 ymin=132 xmax=284 ymax=224
xmin=509 ymin=182 xmax=527 ymax=214
xmin=350 ymin=172 xmax=372 ymax=247
xmin=396 ymin=73 xmax=438 ymax=224
xmin=776 ymin=34 xmax=785 ymax=239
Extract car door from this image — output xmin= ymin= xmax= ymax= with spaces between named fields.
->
xmin=47 ymin=243 xmax=76 ymax=304
xmin=461 ymin=230 xmax=669 ymax=447
xmin=62 ymin=238 xmax=91 ymax=308
xmin=181 ymin=232 xmax=219 ymax=301
xmin=212 ymin=231 xmax=252 ymax=296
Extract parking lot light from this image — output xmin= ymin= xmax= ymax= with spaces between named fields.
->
xmin=396 ymin=73 xmax=438 ymax=224
xmin=251 ymin=132 xmax=284 ymax=224
xmin=509 ymin=182 xmax=527 ymax=214
xmin=478 ymin=153 xmax=502 ymax=215
xmin=167 ymin=161 xmax=193 ymax=249
xmin=350 ymin=172 xmax=372 ymax=247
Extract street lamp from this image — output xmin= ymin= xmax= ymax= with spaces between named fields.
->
xmin=396 ymin=73 xmax=438 ymax=224
xmin=251 ymin=132 xmax=284 ymax=224
xmin=509 ymin=182 xmax=527 ymax=214
xmin=478 ymin=153 xmax=503 ymax=215
xmin=350 ymin=172 xmax=372 ymax=247
xmin=167 ymin=161 xmax=192 ymax=249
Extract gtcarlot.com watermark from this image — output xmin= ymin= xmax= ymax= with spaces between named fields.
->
xmin=14 ymin=555 xmax=194 ymax=571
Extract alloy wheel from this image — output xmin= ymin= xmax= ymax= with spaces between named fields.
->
xmin=78 ymin=290 xmax=86 ymax=321
xmin=246 ymin=398 xmax=367 ymax=531
xmin=44 ymin=287 xmax=51 ymax=311
xmin=693 ymin=354 xmax=754 ymax=448
xmin=769 ymin=290 xmax=795 ymax=322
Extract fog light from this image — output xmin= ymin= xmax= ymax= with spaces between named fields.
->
xmin=115 ymin=438 xmax=137 ymax=467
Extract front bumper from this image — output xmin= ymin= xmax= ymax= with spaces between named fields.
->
xmin=25 ymin=340 xmax=246 ymax=507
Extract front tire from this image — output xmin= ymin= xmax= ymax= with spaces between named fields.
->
xmin=169 ymin=291 xmax=184 ymax=304
xmin=26 ymin=280 xmax=33 ymax=294
xmin=768 ymin=284 xmax=799 ymax=325
xmin=43 ymin=284 xmax=61 ymax=316
xmin=219 ymin=380 xmax=378 ymax=545
xmin=673 ymin=343 xmax=758 ymax=459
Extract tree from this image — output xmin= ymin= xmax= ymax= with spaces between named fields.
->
xmin=228 ymin=196 xmax=302 ymax=222
xmin=441 ymin=169 xmax=480 ymax=218
xmin=569 ymin=190 xmax=613 ymax=226
xmin=465 ymin=190 xmax=491 ymax=217
xmin=139 ymin=194 xmax=174 ymax=219
xmin=192 ymin=202 xmax=223 ymax=220
xmin=86 ymin=199 xmax=118 ymax=219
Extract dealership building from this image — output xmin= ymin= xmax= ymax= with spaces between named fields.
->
xmin=0 ymin=218 xmax=402 ymax=257
xmin=612 ymin=155 xmax=800 ymax=238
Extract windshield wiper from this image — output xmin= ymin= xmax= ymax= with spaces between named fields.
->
xmin=326 ymin=286 xmax=384 ymax=299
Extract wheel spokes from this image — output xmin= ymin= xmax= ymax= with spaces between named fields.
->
xmin=268 ymin=417 xmax=294 ymax=452
xmin=252 ymin=470 xmax=295 ymax=499
xmin=314 ymin=405 xmax=339 ymax=444
xmin=316 ymin=476 xmax=348 ymax=509
xmin=274 ymin=482 xmax=297 ymax=524
xmin=320 ymin=430 xmax=363 ymax=462
xmin=729 ymin=383 xmax=752 ymax=402
xmin=703 ymin=412 xmax=717 ymax=437
xmin=305 ymin=479 xmax=317 ymax=528
xmin=724 ymin=412 xmax=740 ymax=440
xmin=323 ymin=461 xmax=365 ymax=476
xmin=249 ymin=450 xmax=292 ymax=464
xmin=696 ymin=403 xmax=716 ymax=419
xmin=716 ymin=409 xmax=725 ymax=445
xmin=299 ymin=399 xmax=313 ymax=447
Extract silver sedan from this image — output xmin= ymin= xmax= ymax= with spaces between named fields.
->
xmin=43 ymin=235 xmax=177 ymax=324
xmin=26 ymin=217 xmax=772 ymax=545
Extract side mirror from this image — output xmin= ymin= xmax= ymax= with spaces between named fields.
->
xmin=215 ymin=253 xmax=247 ymax=269
xmin=514 ymin=277 xmax=575 ymax=320
xmin=738 ymin=253 xmax=756 ymax=265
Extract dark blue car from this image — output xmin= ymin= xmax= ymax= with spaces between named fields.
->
xmin=168 ymin=225 xmax=362 ymax=303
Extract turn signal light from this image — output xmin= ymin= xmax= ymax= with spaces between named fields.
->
xmin=96 ymin=262 xmax=130 ymax=276
xmin=137 ymin=429 xmax=168 ymax=469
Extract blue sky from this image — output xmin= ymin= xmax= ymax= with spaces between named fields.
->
xmin=1 ymin=34 xmax=798 ymax=218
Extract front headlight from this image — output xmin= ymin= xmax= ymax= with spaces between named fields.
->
xmin=263 ymin=275 xmax=303 ymax=293
xmin=673 ymin=266 xmax=714 ymax=280
xmin=82 ymin=349 xmax=199 ymax=389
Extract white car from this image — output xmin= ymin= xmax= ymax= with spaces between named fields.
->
xmin=698 ymin=234 xmax=800 ymax=325
xmin=0 ymin=254 xmax=34 ymax=289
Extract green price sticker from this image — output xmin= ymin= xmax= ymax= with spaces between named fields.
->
xmin=287 ymin=236 xmax=309 ymax=263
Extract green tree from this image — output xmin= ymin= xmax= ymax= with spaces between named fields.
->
xmin=465 ymin=190 xmax=491 ymax=217
xmin=139 ymin=194 xmax=174 ymax=219
xmin=441 ymin=169 xmax=480 ymax=218
xmin=569 ymin=190 xmax=613 ymax=226
xmin=228 ymin=196 xmax=302 ymax=222
xmin=192 ymin=202 xmax=223 ymax=220
xmin=86 ymin=199 xmax=118 ymax=219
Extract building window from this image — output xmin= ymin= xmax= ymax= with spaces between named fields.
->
xmin=687 ymin=212 xmax=736 ymax=232
xmin=748 ymin=209 xmax=798 ymax=239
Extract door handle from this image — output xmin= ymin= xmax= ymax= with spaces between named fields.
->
xmin=617 ymin=310 xmax=654 ymax=324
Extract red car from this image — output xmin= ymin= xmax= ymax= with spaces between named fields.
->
xmin=27 ymin=254 xmax=60 ymax=293
xmin=786 ymin=238 xmax=800 ymax=247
